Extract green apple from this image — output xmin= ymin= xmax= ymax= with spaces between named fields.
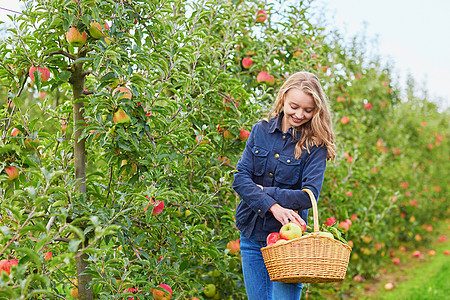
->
xmin=279 ymin=222 xmax=303 ymax=240
xmin=317 ymin=231 xmax=334 ymax=239
xmin=203 ymin=284 xmax=216 ymax=298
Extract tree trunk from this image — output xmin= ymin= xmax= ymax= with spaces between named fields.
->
xmin=71 ymin=50 xmax=93 ymax=299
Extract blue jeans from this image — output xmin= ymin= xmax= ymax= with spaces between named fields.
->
xmin=240 ymin=233 xmax=302 ymax=300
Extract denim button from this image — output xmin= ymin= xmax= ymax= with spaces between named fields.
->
xmin=287 ymin=159 xmax=291 ymax=163
xmin=255 ymin=150 xmax=259 ymax=154
xmin=258 ymin=209 xmax=261 ymax=213
xmin=282 ymin=135 xmax=286 ymax=140
xmin=274 ymin=153 xmax=280 ymax=159
xmin=268 ymin=173 xmax=273 ymax=178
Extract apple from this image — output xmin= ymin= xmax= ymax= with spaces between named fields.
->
xmin=341 ymin=116 xmax=350 ymax=124
xmin=364 ymin=103 xmax=372 ymax=110
xmin=279 ymin=222 xmax=303 ymax=240
xmin=89 ymin=21 xmax=104 ymax=39
xmin=113 ymin=108 xmax=131 ymax=124
xmin=337 ymin=221 xmax=350 ymax=231
xmin=444 ymin=250 xmax=449 ymax=256
xmin=274 ymin=239 xmax=289 ymax=245
xmin=196 ymin=134 xmax=209 ymax=144
xmin=66 ymin=27 xmax=87 ymax=47
xmin=70 ymin=286 xmax=78 ymax=298
xmin=29 ymin=66 xmax=50 ymax=82
xmin=324 ymin=217 xmax=336 ymax=226
xmin=427 ymin=250 xmax=436 ymax=256
xmin=439 ymin=235 xmax=447 ymax=242
xmin=412 ymin=250 xmax=421 ymax=258
xmin=384 ymin=282 xmax=394 ymax=290
xmin=223 ymin=130 xmax=233 ymax=139
xmin=218 ymin=156 xmax=230 ymax=164
xmin=0 ymin=259 xmax=18 ymax=275
xmin=317 ymin=231 xmax=334 ymax=239
xmin=238 ymin=129 xmax=250 ymax=141
xmin=292 ymin=218 xmax=307 ymax=233
xmin=242 ymin=57 xmax=253 ymax=69
xmin=113 ymin=87 xmax=132 ymax=101
xmin=5 ymin=166 xmax=19 ymax=181
xmin=11 ymin=127 xmax=21 ymax=137
xmin=255 ymin=10 xmax=267 ymax=23
xmin=353 ymin=275 xmax=363 ymax=282
xmin=350 ymin=214 xmax=358 ymax=221
xmin=144 ymin=196 xmax=164 ymax=216
xmin=44 ymin=251 xmax=52 ymax=261
xmin=203 ymin=284 xmax=216 ymax=298
xmin=257 ymin=71 xmax=275 ymax=85
xmin=266 ymin=232 xmax=281 ymax=246
xmin=151 ymin=284 xmax=172 ymax=300
xmin=392 ymin=257 xmax=400 ymax=264
xmin=227 ymin=240 xmax=240 ymax=254
xmin=414 ymin=234 xmax=422 ymax=242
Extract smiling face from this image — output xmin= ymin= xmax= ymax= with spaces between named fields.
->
xmin=281 ymin=88 xmax=315 ymax=133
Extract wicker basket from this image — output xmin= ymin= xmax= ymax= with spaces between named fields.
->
xmin=261 ymin=188 xmax=352 ymax=283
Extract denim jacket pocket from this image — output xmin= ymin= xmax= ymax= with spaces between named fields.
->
xmin=252 ymin=146 xmax=269 ymax=176
xmin=274 ymin=154 xmax=301 ymax=185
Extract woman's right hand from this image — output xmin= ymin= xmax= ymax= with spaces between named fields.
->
xmin=268 ymin=203 xmax=303 ymax=226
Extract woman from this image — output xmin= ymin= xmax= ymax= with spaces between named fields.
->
xmin=232 ymin=71 xmax=336 ymax=299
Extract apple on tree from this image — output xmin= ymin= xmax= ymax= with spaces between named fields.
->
xmin=242 ymin=57 xmax=253 ymax=69
xmin=88 ymin=21 xmax=105 ymax=39
xmin=257 ymin=71 xmax=275 ymax=85
xmin=5 ymin=166 xmax=19 ymax=181
xmin=29 ymin=66 xmax=50 ymax=83
xmin=238 ymin=129 xmax=250 ymax=141
xmin=151 ymin=284 xmax=172 ymax=300
xmin=203 ymin=283 xmax=216 ymax=298
xmin=144 ymin=196 xmax=164 ymax=216
xmin=113 ymin=108 xmax=131 ymax=124
xmin=113 ymin=86 xmax=132 ymax=101
xmin=66 ymin=27 xmax=87 ymax=47
xmin=255 ymin=10 xmax=267 ymax=23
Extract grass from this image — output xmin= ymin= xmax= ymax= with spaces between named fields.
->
xmin=375 ymin=240 xmax=450 ymax=300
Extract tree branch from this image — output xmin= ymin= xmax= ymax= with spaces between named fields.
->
xmin=47 ymin=50 xmax=77 ymax=60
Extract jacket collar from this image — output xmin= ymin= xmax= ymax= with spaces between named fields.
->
xmin=268 ymin=111 xmax=298 ymax=138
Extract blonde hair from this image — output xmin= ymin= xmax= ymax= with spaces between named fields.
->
xmin=267 ymin=71 xmax=336 ymax=160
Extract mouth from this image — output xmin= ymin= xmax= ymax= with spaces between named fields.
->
xmin=291 ymin=116 xmax=304 ymax=124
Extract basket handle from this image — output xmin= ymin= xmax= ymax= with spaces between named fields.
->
xmin=302 ymin=188 xmax=319 ymax=233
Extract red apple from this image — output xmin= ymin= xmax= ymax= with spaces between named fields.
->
xmin=29 ymin=66 xmax=50 ymax=82
xmin=444 ymin=250 xmax=449 ymax=256
xmin=242 ymin=57 xmax=253 ymax=69
xmin=257 ymin=71 xmax=275 ymax=85
xmin=341 ymin=116 xmax=350 ymax=124
xmin=266 ymin=232 xmax=281 ymax=246
xmin=11 ymin=127 xmax=21 ymax=137
xmin=144 ymin=196 xmax=164 ymax=216
xmin=0 ymin=259 xmax=18 ymax=275
xmin=384 ymin=282 xmax=394 ymax=290
xmin=255 ymin=10 xmax=267 ymax=23
xmin=350 ymin=214 xmax=358 ymax=222
xmin=113 ymin=108 xmax=131 ymax=124
xmin=392 ymin=257 xmax=400 ymax=264
xmin=324 ymin=217 xmax=336 ymax=226
xmin=439 ymin=235 xmax=447 ymax=242
xmin=238 ymin=129 xmax=250 ymax=141
xmin=412 ymin=250 xmax=421 ymax=258
xmin=151 ymin=284 xmax=172 ymax=300
xmin=44 ymin=251 xmax=52 ymax=261
xmin=279 ymin=222 xmax=303 ymax=240
xmin=113 ymin=86 xmax=132 ymax=100
xmin=227 ymin=240 xmax=240 ymax=254
xmin=196 ymin=134 xmax=209 ymax=144
xmin=5 ymin=166 xmax=19 ymax=181
xmin=364 ymin=103 xmax=372 ymax=110
xmin=337 ymin=221 xmax=350 ymax=231
xmin=66 ymin=27 xmax=87 ymax=47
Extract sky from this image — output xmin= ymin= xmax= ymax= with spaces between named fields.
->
xmin=312 ymin=0 xmax=450 ymax=110
xmin=1 ymin=0 xmax=449 ymax=110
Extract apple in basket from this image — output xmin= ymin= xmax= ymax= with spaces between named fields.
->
xmin=280 ymin=222 xmax=303 ymax=240
xmin=317 ymin=231 xmax=334 ymax=239
xmin=266 ymin=232 xmax=281 ymax=246
xmin=292 ymin=218 xmax=307 ymax=233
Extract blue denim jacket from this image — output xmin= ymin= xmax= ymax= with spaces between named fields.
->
xmin=232 ymin=112 xmax=328 ymax=241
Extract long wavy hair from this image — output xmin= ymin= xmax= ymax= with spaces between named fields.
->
xmin=266 ymin=72 xmax=336 ymax=161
